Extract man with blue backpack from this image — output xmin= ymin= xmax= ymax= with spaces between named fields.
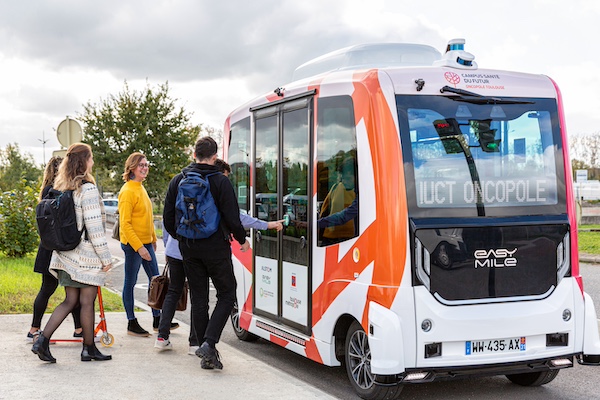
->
xmin=163 ymin=136 xmax=249 ymax=370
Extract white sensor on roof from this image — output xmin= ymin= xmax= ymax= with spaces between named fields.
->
xmin=433 ymin=38 xmax=478 ymax=70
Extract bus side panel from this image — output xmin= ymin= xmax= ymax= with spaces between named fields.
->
xmin=310 ymin=70 xmax=412 ymax=367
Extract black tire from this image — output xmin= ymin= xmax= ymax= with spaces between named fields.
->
xmin=344 ymin=321 xmax=403 ymax=400
xmin=230 ymin=302 xmax=259 ymax=342
xmin=506 ymin=369 xmax=559 ymax=386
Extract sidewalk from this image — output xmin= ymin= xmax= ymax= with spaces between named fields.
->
xmin=580 ymin=252 xmax=600 ymax=265
xmin=0 ymin=312 xmax=335 ymax=400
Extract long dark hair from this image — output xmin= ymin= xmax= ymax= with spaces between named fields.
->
xmin=39 ymin=156 xmax=63 ymax=200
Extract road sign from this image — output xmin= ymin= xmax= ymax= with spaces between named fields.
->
xmin=56 ymin=117 xmax=82 ymax=148
xmin=52 ymin=149 xmax=67 ymax=158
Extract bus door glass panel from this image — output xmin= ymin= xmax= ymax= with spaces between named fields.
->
xmin=254 ymin=113 xmax=279 ymax=316
xmin=281 ymin=106 xmax=310 ymax=328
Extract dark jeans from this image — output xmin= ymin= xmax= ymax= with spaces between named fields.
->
xmin=158 ymin=256 xmax=197 ymax=346
xmin=180 ymin=245 xmax=236 ymax=346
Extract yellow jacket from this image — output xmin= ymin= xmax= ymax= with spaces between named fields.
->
xmin=117 ymin=180 xmax=156 ymax=251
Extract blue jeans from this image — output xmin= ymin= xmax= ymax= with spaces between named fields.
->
xmin=121 ymin=243 xmax=160 ymax=319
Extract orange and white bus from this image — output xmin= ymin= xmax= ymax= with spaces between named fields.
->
xmin=223 ymin=39 xmax=600 ymax=399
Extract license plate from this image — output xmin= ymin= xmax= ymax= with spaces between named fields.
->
xmin=466 ymin=337 xmax=526 ymax=355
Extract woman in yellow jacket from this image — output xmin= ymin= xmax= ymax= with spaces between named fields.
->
xmin=117 ymin=152 xmax=178 ymax=336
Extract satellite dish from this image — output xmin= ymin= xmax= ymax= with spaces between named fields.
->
xmin=56 ymin=117 xmax=83 ymax=148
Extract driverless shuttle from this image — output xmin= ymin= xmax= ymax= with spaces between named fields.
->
xmin=223 ymin=39 xmax=600 ymax=399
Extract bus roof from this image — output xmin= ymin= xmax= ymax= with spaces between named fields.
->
xmin=292 ymin=43 xmax=442 ymax=82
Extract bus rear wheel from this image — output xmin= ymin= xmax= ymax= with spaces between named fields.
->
xmin=344 ymin=321 xmax=403 ymax=400
xmin=506 ymin=369 xmax=559 ymax=386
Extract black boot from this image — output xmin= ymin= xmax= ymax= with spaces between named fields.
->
xmin=127 ymin=318 xmax=150 ymax=337
xmin=153 ymin=315 xmax=179 ymax=332
xmin=81 ymin=343 xmax=112 ymax=361
xmin=31 ymin=333 xmax=56 ymax=363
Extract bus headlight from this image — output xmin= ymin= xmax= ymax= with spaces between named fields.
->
xmin=557 ymin=232 xmax=570 ymax=283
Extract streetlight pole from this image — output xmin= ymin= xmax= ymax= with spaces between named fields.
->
xmin=38 ymin=131 xmax=49 ymax=167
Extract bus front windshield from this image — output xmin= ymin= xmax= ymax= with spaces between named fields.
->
xmin=397 ymin=96 xmax=566 ymax=218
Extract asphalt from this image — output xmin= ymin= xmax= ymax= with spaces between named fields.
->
xmin=0 ymin=311 xmax=335 ymax=400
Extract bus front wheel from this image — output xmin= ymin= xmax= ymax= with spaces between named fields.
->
xmin=230 ymin=302 xmax=259 ymax=342
xmin=506 ymin=369 xmax=559 ymax=386
xmin=344 ymin=321 xmax=403 ymax=400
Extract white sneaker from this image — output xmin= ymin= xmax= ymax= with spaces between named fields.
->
xmin=188 ymin=345 xmax=199 ymax=355
xmin=154 ymin=337 xmax=173 ymax=351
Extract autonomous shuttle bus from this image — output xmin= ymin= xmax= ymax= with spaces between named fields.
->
xmin=223 ymin=39 xmax=600 ymax=399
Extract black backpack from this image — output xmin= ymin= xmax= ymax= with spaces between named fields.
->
xmin=36 ymin=188 xmax=84 ymax=251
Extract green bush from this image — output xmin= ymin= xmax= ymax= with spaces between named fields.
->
xmin=0 ymin=181 xmax=39 ymax=257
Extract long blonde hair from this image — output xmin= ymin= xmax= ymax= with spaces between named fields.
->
xmin=39 ymin=156 xmax=63 ymax=200
xmin=53 ymin=143 xmax=96 ymax=192
xmin=122 ymin=152 xmax=146 ymax=182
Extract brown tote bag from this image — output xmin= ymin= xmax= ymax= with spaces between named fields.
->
xmin=147 ymin=262 xmax=188 ymax=311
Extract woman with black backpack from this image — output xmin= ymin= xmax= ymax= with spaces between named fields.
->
xmin=28 ymin=156 xmax=83 ymax=343
xmin=32 ymin=143 xmax=113 ymax=363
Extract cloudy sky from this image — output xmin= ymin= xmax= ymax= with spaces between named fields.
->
xmin=1 ymin=0 xmax=598 ymax=165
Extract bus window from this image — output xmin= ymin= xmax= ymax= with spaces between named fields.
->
xmin=316 ymin=96 xmax=358 ymax=246
xmin=228 ymin=117 xmax=251 ymax=213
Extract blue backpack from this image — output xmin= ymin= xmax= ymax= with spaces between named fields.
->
xmin=175 ymin=171 xmax=221 ymax=239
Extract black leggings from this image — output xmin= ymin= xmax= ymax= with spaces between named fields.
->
xmin=42 ymin=285 xmax=98 ymax=345
xmin=32 ymin=274 xmax=81 ymax=330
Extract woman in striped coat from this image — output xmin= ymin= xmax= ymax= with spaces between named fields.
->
xmin=32 ymin=143 xmax=113 ymax=363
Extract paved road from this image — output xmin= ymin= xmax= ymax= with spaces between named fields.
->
xmin=104 ymin=226 xmax=600 ymax=400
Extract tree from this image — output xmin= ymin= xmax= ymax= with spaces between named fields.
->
xmin=0 ymin=143 xmax=42 ymax=192
xmin=570 ymin=133 xmax=600 ymax=168
xmin=0 ymin=180 xmax=39 ymax=257
xmin=80 ymin=81 xmax=201 ymax=202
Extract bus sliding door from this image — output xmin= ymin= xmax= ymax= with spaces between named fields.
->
xmin=252 ymin=95 xmax=312 ymax=334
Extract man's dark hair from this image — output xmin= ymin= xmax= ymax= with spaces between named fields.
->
xmin=214 ymin=159 xmax=231 ymax=174
xmin=194 ymin=136 xmax=218 ymax=161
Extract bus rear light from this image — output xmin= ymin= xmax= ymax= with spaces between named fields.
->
xmin=562 ymin=309 xmax=572 ymax=322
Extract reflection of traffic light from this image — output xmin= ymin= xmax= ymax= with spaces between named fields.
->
xmin=433 ymin=118 xmax=463 ymax=154
xmin=477 ymin=120 xmax=501 ymax=153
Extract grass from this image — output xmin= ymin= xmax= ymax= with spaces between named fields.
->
xmin=0 ymin=254 xmax=124 ymax=314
